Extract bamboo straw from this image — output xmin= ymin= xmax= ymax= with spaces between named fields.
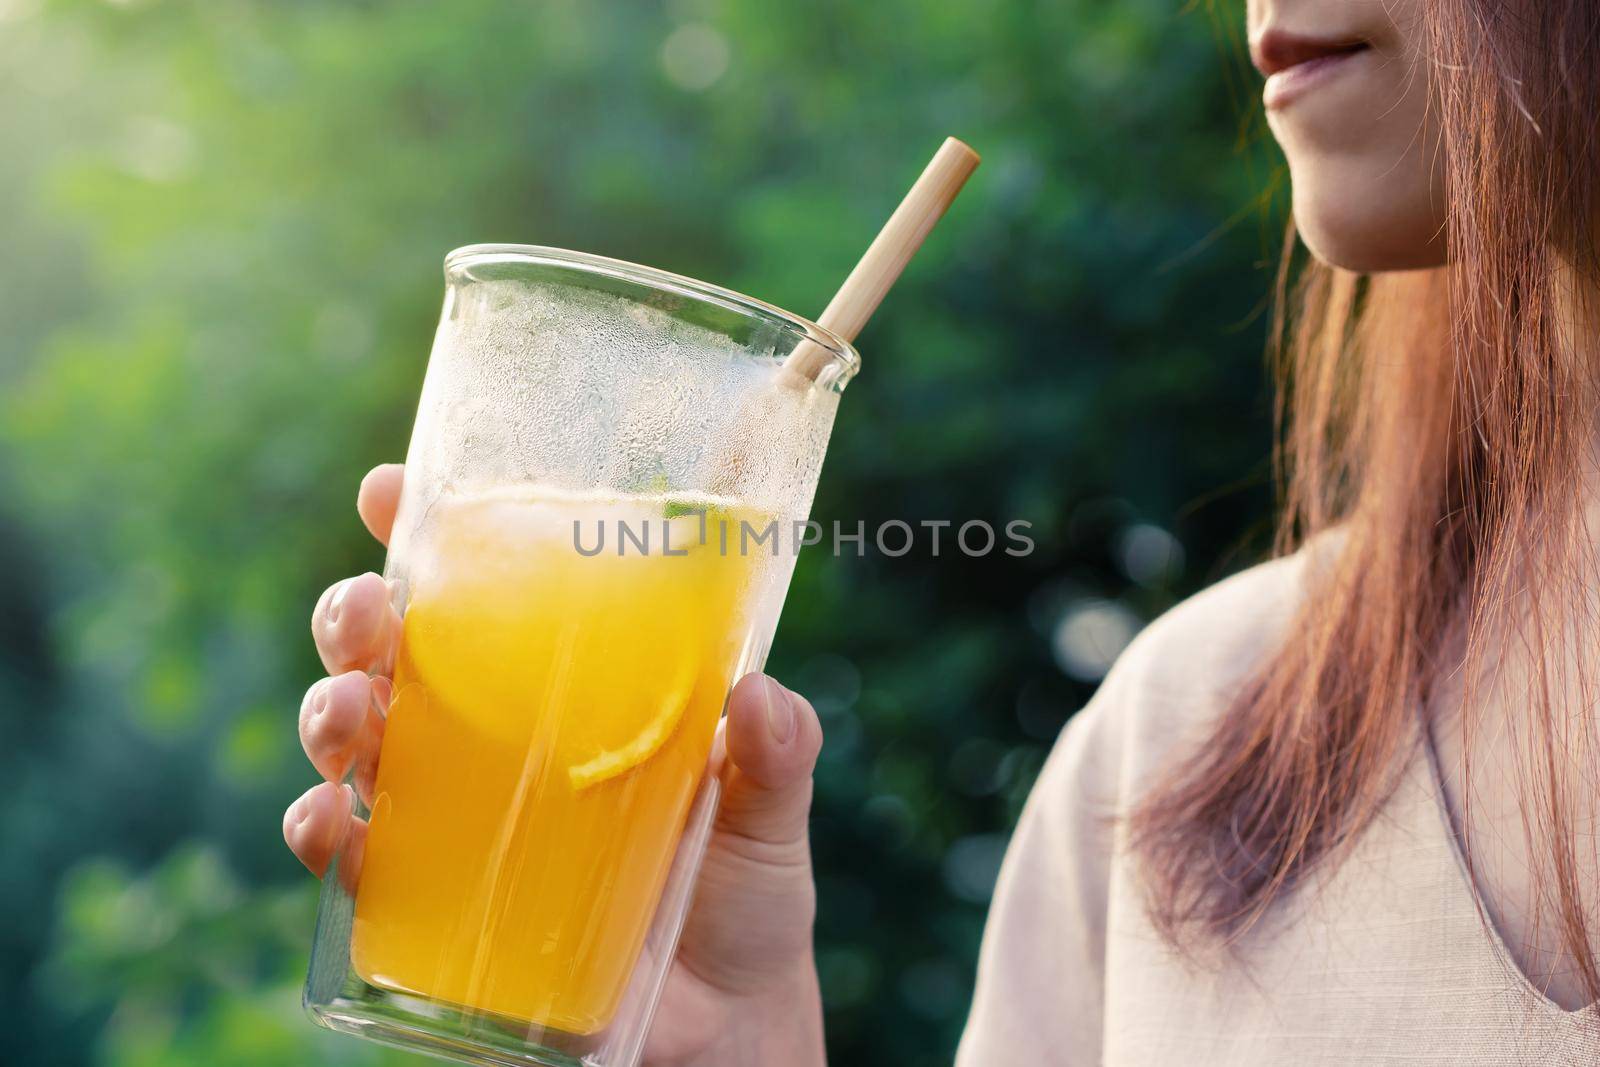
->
xmin=778 ymin=136 xmax=981 ymax=386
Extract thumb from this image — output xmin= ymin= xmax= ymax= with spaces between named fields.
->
xmin=717 ymin=673 xmax=823 ymax=849
xmin=671 ymin=673 xmax=823 ymax=1004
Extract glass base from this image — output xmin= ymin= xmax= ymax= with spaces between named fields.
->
xmin=308 ymin=985 xmax=595 ymax=1067
xmin=303 ymin=772 xmax=726 ymax=1067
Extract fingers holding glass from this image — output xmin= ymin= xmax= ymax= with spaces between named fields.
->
xmin=357 ymin=463 xmax=404 ymax=547
xmin=299 ymin=670 xmax=388 ymax=803
xmin=283 ymin=781 xmax=367 ymax=892
xmin=312 ymin=571 xmax=401 ymax=677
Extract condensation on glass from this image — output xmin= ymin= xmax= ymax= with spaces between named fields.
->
xmin=304 ymin=245 xmax=856 ymax=1067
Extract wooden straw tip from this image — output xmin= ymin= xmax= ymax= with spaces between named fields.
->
xmin=939 ymin=136 xmax=981 ymax=167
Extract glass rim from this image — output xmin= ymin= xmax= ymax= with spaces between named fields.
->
xmin=444 ymin=243 xmax=861 ymax=383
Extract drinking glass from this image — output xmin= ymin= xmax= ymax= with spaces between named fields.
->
xmin=303 ymin=244 xmax=856 ymax=1067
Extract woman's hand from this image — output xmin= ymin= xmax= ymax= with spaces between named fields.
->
xmin=283 ymin=464 xmax=827 ymax=1067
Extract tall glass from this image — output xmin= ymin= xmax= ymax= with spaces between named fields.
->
xmin=303 ymin=245 xmax=856 ymax=1067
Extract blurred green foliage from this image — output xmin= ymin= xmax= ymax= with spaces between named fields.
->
xmin=0 ymin=0 xmax=1282 ymax=1064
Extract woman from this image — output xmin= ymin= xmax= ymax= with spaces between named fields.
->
xmin=283 ymin=0 xmax=1600 ymax=1061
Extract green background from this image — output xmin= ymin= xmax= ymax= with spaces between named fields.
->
xmin=0 ymin=1 xmax=1282 ymax=1064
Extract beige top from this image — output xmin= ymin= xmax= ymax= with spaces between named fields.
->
xmin=956 ymin=548 xmax=1600 ymax=1065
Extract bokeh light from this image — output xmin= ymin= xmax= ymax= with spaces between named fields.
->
xmin=1051 ymin=598 xmax=1144 ymax=682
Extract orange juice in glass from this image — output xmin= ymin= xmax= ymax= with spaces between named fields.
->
xmin=304 ymin=245 xmax=856 ymax=1067
xmin=354 ymin=489 xmax=763 ymax=1032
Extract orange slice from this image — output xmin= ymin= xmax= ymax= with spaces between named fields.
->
xmin=566 ymin=666 xmax=697 ymax=791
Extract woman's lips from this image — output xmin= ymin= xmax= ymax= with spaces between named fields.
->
xmin=1252 ymin=31 xmax=1371 ymax=110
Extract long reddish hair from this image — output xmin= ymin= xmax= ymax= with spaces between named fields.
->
xmin=1133 ymin=0 xmax=1600 ymax=1000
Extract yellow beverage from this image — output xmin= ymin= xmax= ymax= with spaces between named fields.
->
xmin=351 ymin=486 xmax=764 ymax=1034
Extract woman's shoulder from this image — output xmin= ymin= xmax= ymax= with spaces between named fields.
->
xmin=958 ymin=537 xmax=1346 ymax=1065
xmin=1116 ymin=535 xmax=1332 ymax=700
xmin=1046 ymin=533 xmax=1341 ymax=798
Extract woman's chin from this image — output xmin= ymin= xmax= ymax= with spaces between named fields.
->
xmin=1294 ymin=190 xmax=1449 ymax=274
